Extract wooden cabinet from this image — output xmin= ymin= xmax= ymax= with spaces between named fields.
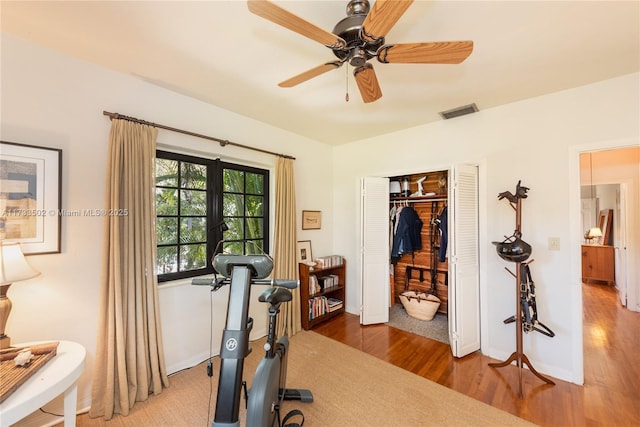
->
xmin=298 ymin=260 xmax=346 ymax=330
xmin=581 ymin=244 xmax=615 ymax=284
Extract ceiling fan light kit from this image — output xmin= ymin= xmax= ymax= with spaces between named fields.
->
xmin=248 ymin=0 xmax=474 ymax=104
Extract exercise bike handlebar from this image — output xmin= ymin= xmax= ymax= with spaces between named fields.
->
xmin=191 ymin=277 xmax=298 ymax=290
xmin=253 ymin=278 xmax=299 ymax=289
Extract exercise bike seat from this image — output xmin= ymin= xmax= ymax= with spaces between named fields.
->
xmin=259 ymin=287 xmax=292 ymax=306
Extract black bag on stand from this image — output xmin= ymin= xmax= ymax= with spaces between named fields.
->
xmin=504 ymin=263 xmax=555 ymax=338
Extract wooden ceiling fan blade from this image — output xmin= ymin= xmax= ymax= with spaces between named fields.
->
xmin=354 ymin=63 xmax=382 ymax=103
xmin=248 ymin=0 xmax=346 ymax=49
xmin=279 ymin=62 xmax=342 ymax=88
xmin=362 ymin=0 xmax=414 ymax=42
xmin=377 ymin=41 xmax=474 ymax=64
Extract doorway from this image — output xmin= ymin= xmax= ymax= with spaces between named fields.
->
xmin=576 ymin=144 xmax=639 ymax=385
xmin=579 ymin=148 xmax=638 ymax=304
xmin=360 ymin=165 xmax=480 ymax=358
xmin=388 ymin=171 xmax=450 ymax=344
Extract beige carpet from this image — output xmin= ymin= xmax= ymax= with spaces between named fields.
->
xmin=71 ymin=331 xmax=535 ymax=427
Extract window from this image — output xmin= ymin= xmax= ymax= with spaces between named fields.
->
xmin=155 ymin=151 xmax=269 ymax=282
xmin=219 ymin=164 xmax=270 ymax=255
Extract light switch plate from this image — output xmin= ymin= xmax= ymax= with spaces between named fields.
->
xmin=548 ymin=237 xmax=560 ymax=251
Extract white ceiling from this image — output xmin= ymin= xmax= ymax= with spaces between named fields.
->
xmin=2 ymin=0 xmax=639 ymax=145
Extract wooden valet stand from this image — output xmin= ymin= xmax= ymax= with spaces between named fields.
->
xmin=489 ymin=186 xmax=555 ymax=398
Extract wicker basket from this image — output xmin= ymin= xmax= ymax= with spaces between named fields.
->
xmin=399 ymin=291 xmax=441 ymax=321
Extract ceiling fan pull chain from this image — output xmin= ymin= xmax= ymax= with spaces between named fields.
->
xmin=345 ymin=64 xmax=350 ymax=102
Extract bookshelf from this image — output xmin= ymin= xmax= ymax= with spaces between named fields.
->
xmin=298 ymin=258 xmax=346 ymax=330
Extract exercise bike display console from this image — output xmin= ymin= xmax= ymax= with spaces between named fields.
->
xmin=195 ymin=253 xmax=312 ymax=427
xmin=213 ymin=254 xmax=275 ymax=279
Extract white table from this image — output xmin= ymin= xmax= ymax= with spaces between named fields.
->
xmin=0 ymin=341 xmax=86 ymax=427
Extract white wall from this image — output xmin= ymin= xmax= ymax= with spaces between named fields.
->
xmin=332 ymin=73 xmax=640 ymax=384
xmin=1 ymin=33 xmax=335 ymax=424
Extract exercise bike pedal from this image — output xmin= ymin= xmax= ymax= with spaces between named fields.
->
xmin=282 ymin=388 xmax=313 ymax=403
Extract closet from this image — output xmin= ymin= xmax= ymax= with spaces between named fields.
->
xmin=360 ymin=164 xmax=480 ymax=358
xmin=389 ymin=172 xmax=449 ymax=314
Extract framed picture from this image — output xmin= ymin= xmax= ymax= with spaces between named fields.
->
xmin=302 ymin=210 xmax=321 ymax=230
xmin=0 ymin=141 xmax=62 ymax=254
xmin=297 ymin=240 xmax=313 ymax=264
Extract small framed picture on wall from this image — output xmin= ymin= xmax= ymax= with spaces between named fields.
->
xmin=302 ymin=210 xmax=321 ymax=230
xmin=297 ymin=240 xmax=313 ymax=264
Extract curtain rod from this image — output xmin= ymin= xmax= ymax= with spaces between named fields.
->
xmin=103 ymin=111 xmax=295 ymax=160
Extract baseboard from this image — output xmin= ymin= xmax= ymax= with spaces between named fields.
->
xmin=166 ymin=327 xmax=267 ymax=375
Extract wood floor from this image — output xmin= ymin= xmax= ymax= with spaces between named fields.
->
xmin=313 ymin=282 xmax=640 ymax=426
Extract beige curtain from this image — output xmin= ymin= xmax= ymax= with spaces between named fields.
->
xmin=272 ymin=157 xmax=301 ymax=338
xmin=89 ymin=119 xmax=169 ymax=420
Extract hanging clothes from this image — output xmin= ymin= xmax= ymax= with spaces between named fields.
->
xmin=391 ymin=205 xmax=423 ymax=264
xmin=437 ymin=205 xmax=448 ymax=262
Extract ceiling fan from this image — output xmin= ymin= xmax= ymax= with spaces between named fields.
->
xmin=247 ymin=0 xmax=474 ymax=103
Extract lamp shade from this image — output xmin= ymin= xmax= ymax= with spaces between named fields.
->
xmin=587 ymin=227 xmax=603 ymax=239
xmin=0 ymin=242 xmax=40 ymax=285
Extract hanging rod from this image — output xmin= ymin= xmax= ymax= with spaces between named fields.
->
xmin=102 ymin=111 xmax=295 ymax=160
xmin=390 ymin=196 xmax=448 ymax=204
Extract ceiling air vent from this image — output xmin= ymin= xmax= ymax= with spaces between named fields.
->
xmin=439 ymin=103 xmax=479 ymax=120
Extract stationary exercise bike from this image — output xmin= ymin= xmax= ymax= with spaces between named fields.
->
xmin=194 ymin=252 xmax=313 ymax=427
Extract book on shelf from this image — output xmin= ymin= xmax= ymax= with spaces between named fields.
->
xmin=309 ymin=296 xmax=326 ymax=320
xmin=307 ymin=296 xmax=344 ymax=320
xmin=313 ymin=255 xmax=344 ymax=269
xmin=327 ymin=297 xmax=343 ymax=312
xmin=309 ymin=273 xmax=340 ymax=295
xmin=318 ymin=274 xmax=339 ymax=290
xmin=309 ymin=274 xmax=321 ymax=294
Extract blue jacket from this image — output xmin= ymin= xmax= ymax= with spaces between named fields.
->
xmin=391 ymin=206 xmax=423 ymax=264
xmin=438 ymin=206 xmax=448 ymax=262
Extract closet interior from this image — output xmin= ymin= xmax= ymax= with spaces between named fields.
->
xmin=389 ymin=170 xmax=449 ymax=315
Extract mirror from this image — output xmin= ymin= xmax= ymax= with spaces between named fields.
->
xmin=598 ymin=209 xmax=613 ymax=245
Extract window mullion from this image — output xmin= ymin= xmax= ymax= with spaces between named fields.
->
xmin=176 ymin=161 xmax=182 ymax=272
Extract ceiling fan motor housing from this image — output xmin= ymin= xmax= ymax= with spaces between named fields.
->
xmin=332 ymin=0 xmax=384 ymax=67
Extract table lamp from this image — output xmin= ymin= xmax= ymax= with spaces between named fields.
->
xmin=0 ymin=241 xmax=40 ymax=349
xmin=586 ymin=227 xmax=603 ymax=244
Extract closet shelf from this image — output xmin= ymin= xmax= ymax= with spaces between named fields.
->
xmin=391 ymin=195 xmax=447 ymax=203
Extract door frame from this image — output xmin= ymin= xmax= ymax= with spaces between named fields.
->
xmin=358 ymin=162 xmax=486 ymax=357
xmin=615 ymin=182 xmax=629 ymax=306
xmin=569 ymin=138 xmax=638 ymax=385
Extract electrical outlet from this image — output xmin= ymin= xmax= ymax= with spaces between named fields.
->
xmin=548 ymin=237 xmax=560 ymax=251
